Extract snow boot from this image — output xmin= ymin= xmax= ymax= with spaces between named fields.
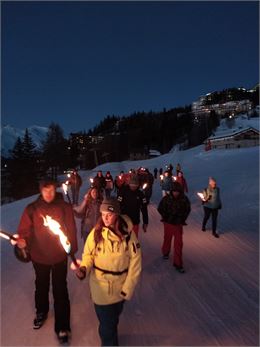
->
xmin=174 ymin=264 xmax=185 ymax=273
xmin=57 ymin=330 xmax=70 ymax=345
xmin=212 ymin=232 xmax=219 ymax=238
xmin=202 ymin=226 xmax=206 ymax=232
xmin=33 ymin=313 xmax=47 ymax=329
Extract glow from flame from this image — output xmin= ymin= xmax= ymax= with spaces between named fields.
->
xmin=90 ymin=178 xmax=94 ymax=183
xmin=173 ymin=176 xmax=177 ymax=181
xmin=143 ymin=183 xmax=147 ymax=189
xmin=67 ymin=173 xmax=71 ymax=178
xmin=197 ymin=192 xmax=206 ymax=201
xmin=160 ymin=175 xmax=164 ymax=180
xmin=119 ymin=175 xmax=122 ymax=179
xmin=43 ymin=215 xmax=71 ymax=254
xmin=0 ymin=232 xmax=10 ymax=240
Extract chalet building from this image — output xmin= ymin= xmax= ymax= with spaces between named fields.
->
xmin=207 ymin=127 xmax=259 ymax=150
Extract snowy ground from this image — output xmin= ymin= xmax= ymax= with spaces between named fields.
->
xmin=1 ymin=143 xmax=259 ymax=346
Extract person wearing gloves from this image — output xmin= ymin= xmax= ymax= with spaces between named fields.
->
xmin=75 ymin=197 xmax=142 ymax=346
xmin=202 ymin=177 xmax=222 ymax=238
xmin=157 ymin=181 xmax=190 ymax=273
xmin=15 ymin=177 xmax=78 ymax=344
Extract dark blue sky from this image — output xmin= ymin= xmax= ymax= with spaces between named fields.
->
xmin=2 ymin=1 xmax=259 ymax=134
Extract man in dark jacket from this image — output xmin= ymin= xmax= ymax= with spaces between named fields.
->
xmin=118 ymin=175 xmax=148 ymax=238
xmin=93 ymin=170 xmax=106 ymax=193
xmin=68 ymin=169 xmax=82 ymax=204
xmin=157 ymin=181 xmax=190 ymax=273
xmin=15 ymin=178 xmax=78 ymax=344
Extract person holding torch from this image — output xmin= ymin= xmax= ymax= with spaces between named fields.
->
xmin=14 ymin=178 xmax=78 ymax=344
xmin=201 ymin=177 xmax=222 ymax=238
xmin=74 ymin=197 xmax=142 ymax=346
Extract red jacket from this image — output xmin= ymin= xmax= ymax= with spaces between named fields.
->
xmin=17 ymin=193 xmax=78 ymax=265
xmin=176 ymin=176 xmax=188 ymax=193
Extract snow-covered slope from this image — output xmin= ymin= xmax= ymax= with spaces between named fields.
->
xmin=1 ymin=143 xmax=259 ymax=346
xmin=1 ymin=125 xmax=48 ymax=157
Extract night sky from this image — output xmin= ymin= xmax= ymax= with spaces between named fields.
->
xmin=2 ymin=1 xmax=259 ymax=134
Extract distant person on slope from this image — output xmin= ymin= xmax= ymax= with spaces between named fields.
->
xmin=104 ymin=171 xmax=114 ymax=198
xmin=161 ymin=170 xmax=173 ymax=197
xmin=201 ymin=177 xmax=222 ymax=238
xmin=157 ymin=182 xmax=191 ymax=273
xmin=68 ymin=169 xmax=82 ymax=205
xmin=176 ymin=171 xmax=188 ymax=193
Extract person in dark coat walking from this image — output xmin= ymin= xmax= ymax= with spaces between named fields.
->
xmin=118 ymin=175 xmax=148 ymax=238
xmin=104 ymin=171 xmax=114 ymax=198
xmin=201 ymin=177 xmax=222 ymax=238
xmin=15 ymin=178 xmax=78 ymax=344
xmin=176 ymin=171 xmax=188 ymax=193
xmin=68 ymin=169 xmax=82 ymax=205
xmin=93 ymin=171 xmax=106 ymax=194
xmin=157 ymin=181 xmax=190 ymax=273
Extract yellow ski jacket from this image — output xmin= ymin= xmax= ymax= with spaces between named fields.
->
xmin=80 ymin=215 xmax=142 ymax=305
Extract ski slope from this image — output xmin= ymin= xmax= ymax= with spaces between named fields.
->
xmin=1 ymin=143 xmax=259 ymax=346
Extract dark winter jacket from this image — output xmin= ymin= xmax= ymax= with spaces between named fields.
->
xmin=157 ymin=192 xmax=191 ymax=225
xmin=161 ymin=176 xmax=173 ymax=191
xmin=118 ymin=186 xmax=148 ymax=225
xmin=176 ymin=176 xmax=188 ymax=193
xmin=69 ymin=172 xmax=82 ymax=189
xmin=105 ymin=174 xmax=114 ymax=190
xmin=93 ymin=175 xmax=106 ymax=191
xmin=17 ymin=193 xmax=78 ymax=265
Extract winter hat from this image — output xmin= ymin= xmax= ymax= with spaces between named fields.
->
xmin=129 ymin=175 xmax=139 ymax=186
xmin=100 ymin=197 xmax=120 ymax=214
xmin=171 ymin=182 xmax=183 ymax=193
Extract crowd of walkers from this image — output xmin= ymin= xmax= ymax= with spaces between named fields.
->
xmin=12 ymin=163 xmax=222 ymax=346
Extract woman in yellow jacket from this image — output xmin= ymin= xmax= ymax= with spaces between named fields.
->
xmin=75 ymin=197 xmax=142 ymax=346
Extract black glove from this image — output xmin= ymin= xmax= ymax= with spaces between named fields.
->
xmin=76 ymin=266 xmax=86 ymax=280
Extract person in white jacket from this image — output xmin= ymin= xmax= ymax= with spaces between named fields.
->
xmin=75 ymin=197 xmax=142 ymax=346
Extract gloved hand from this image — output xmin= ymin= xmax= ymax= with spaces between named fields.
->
xmin=143 ymin=224 xmax=148 ymax=233
xmin=76 ymin=266 xmax=86 ymax=280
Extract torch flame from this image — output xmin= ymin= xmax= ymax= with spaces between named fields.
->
xmin=0 ymin=232 xmax=11 ymax=240
xmin=90 ymin=178 xmax=94 ymax=183
xmin=160 ymin=175 xmax=164 ymax=180
xmin=119 ymin=175 xmax=122 ymax=179
xmin=173 ymin=176 xmax=177 ymax=181
xmin=197 ymin=192 xmax=206 ymax=201
xmin=43 ymin=215 xmax=71 ymax=254
xmin=142 ymin=183 xmax=147 ymax=189
xmin=67 ymin=173 xmax=71 ymax=178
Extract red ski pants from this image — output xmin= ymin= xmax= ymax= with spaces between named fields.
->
xmin=162 ymin=223 xmax=183 ymax=267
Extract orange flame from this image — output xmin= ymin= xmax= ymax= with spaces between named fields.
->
xmin=197 ymin=192 xmax=206 ymax=201
xmin=43 ymin=215 xmax=71 ymax=254
xmin=142 ymin=183 xmax=147 ymax=189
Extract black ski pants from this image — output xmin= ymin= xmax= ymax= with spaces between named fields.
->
xmin=94 ymin=301 xmax=125 ymax=346
xmin=33 ymin=259 xmax=70 ymax=334
xmin=202 ymin=207 xmax=219 ymax=233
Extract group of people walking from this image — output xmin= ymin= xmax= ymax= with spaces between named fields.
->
xmin=12 ymin=164 xmax=222 ymax=346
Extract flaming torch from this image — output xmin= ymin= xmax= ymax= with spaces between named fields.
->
xmin=197 ymin=192 xmax=206 ymax=201
xmin=173 ymin=176 xmax=177 ymax=181
xmin=42 ymin=215 xmax=79 ymax=268
xmin=0 ymin=230 xmax=30 ymax=262
xmin=62 ymin=181 xmax=72 ymax=204
xmin=142 ymin=183 xmax=148 ymax=190
xmin=160 ymin=174 xmax=164 ymax=181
